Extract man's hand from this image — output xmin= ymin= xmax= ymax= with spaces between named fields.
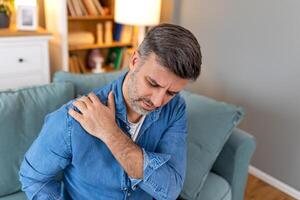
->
xmin=68 ymin=91 xmax=144 ymax=179
xmin=68 ymin=91 xmax=119 ymax=142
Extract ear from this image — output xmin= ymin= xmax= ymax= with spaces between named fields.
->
xmin=129 ymin=51 xmax=139 ymax=71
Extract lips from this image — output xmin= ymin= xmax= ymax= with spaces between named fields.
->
xmin=141 ymin=100 xmax=155 ymax=110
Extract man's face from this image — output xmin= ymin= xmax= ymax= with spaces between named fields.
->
xmin=125 ymin=52 xmax=188 ymax=115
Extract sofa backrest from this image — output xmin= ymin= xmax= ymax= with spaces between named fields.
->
xmin=53 ymin=70 xmax=124 ymax=97
xmin=53 ymin=70 xmax=244 ymax=199
xmin=0 ymin=83 xmax=74 ymax=197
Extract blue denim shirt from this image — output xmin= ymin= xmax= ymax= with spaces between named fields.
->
xmin=19 ymin=72 xmax=187 ymax=200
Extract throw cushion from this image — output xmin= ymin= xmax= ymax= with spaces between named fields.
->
xmin=53 ymin=70 xmax=125 ymax=96
xmin=180 ymin=91 xmax=244 ymax=200
xmin=0 ymin=83 xmax=74 ymax=197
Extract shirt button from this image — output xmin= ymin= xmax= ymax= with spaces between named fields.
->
xmin=127 ymin=192 xmax=131 ymax=196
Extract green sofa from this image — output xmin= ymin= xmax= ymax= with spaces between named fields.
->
xmin=0 ymin=70 xmax=255 ymax=200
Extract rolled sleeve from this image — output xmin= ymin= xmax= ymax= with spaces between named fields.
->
xmin=129 ymin=149 xmax=171 ymax=189
xmin=129 ymin=99 xmax=188 ymax=200
xmin=19 ymin=105 xmax=72 ymax=200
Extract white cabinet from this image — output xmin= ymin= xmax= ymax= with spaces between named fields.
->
xmin=0 ymin=28 xmax=52 ymax=90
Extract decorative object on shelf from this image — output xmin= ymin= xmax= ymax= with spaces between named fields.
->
xmin=15 ymin=0 xmax=37 ymax=31
xmin=87 ymin=49 xmax=104 ymax=73
xmin=0 ymin=0 xmax=13 ymax=28
xmin=114 ymin=0 xmax=161 ymax=45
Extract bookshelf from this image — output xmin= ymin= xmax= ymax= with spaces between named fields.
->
xmin=44 ymin=0 xmax=134 ymax=75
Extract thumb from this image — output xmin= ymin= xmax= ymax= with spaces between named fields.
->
xmin=108 ymin=91 xmax=116 ymax=114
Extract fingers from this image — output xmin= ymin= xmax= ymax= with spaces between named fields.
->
xmin=68 ymin=108 xmax=83 ymax=122
xmin=88 ymin=92 xmax=101 ymax=105
xmin=108 ymin=91 xmax=116 ymax=114
xmin=73 ymin=95 xmax=93 ymax=111
xmin=79 ymin=96 xmax=92 ymax=107
xmin=72 ymin=100 xmax=88 ymax=112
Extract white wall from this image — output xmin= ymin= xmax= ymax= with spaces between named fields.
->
xmin=175 ymin=0 xmax=300 ymax=191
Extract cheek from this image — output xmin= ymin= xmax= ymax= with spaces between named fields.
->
xmin=162 ymin=96 xmax=173 ymax=105
xmin=135 ymin=78 xmax=152 ymax=97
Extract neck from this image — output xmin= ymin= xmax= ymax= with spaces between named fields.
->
xmin=122 ymin=73 xmax=142 ymax=123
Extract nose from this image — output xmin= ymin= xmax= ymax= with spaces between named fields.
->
xmin=151 ymin=90 xmax=165 ymax=108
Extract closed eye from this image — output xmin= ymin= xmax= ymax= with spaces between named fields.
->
xmin=147 ymin=79 xmax=159 ymax=87
xmin=166 ymin=91 xmax=177 ymax=96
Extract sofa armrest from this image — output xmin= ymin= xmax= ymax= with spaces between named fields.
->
xmin=211 ymin=128 xmax=256 ymax=200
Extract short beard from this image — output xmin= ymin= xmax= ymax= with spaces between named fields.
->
xmin=127 ymin=69 xmax=151 ymax=116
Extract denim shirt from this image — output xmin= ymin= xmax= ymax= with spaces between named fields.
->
xmin=19 ymin=72 xmax=188 ymax=200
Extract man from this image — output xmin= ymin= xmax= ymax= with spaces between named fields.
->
xmin=19 ymin=23 xmax=202 ymax=200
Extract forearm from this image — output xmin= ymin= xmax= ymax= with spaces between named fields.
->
xmin=103 ymin=128 xmax=144 ymax=179
xmin=20 ymin=156 xmax=63 ymax=200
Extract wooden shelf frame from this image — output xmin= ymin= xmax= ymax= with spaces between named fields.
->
xmin=69 ymin=42 xmax=132 ymax=51
xmin=68 ymin=15 xmax=114 ymax=21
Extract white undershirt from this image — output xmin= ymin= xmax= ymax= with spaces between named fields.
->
xmin=127 ymin=115 xmax=146 ymax=142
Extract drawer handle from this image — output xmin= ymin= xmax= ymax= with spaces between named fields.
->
xmin=18 ymin=58 xmax=24 ymax=63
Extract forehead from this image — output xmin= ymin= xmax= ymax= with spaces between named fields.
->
xmin=139 ymin=53 xmax=188 ymax=90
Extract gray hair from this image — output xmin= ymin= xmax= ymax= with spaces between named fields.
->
xmin=137 ymin=23 xmax=202 ymax=81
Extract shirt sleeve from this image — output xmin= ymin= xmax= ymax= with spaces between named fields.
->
xmin=129 ymin=99 xmax=188 ymax=200
xmin=19 ymin=104 xmax=73 ymax=200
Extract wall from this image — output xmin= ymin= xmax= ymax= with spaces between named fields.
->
xmin=175 ymin=0 xmax=300 ymax=191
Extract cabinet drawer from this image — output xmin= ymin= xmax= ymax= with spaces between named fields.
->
xmin=0 ymin=43 xmax=44 ymax=75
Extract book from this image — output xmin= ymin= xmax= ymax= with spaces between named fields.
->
xmin=71 ymin=0 xmax=83 ymax=16
xmin=92 ymin=0 xmax=105 ymax=16
xmin=120 ymin=48 xmax=134 ymax=69
xmin=96 ymin=23 xmax=104 ymax=44
xmin=82 ymin=0 xmax=99 ymax=15
xmin=105 ymin=47 xmax=125 ymax=70
xmin=104 ymin=21 xmax=113 ymax=44
xmin=73 ymin=54 xmax=81 ymax=73
xmin=67 ymin=0 xmax=76 ymax=17
xmin=113 ymin=23 xmax=123 ymax=42
xmin=68 ymin=31 xmax=95 ymax=45
xmin=78 ymin=55 xmax=88 ymax=73
xmin=69 ymin=56 xmax=75 ymax=72
xmin=78 ymin=0 xmax=88 ymax=16
xmin=69 ymin=54 xmax=81 ymax=73
xmin=121 ymin=25 xmax=133 ymax=43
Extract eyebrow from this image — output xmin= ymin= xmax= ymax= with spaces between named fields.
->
xmin=147 ymin=76 xmax=180 ymax=95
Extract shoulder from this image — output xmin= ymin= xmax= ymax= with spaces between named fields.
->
xmin=160 ymin=93 xmax=187 ymax=123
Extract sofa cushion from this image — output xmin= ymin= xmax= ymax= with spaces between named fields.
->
xmin=53 ymin=70 xmax=124 ymax=96
xmin=196 ymin=172 xmax=231 ymax=200
xmin=180 ymin=91 xmax=244 ymax=200
xmin=0 ymin=83 xmax=74 ymax=197
xmin=0 ymin=191 xmax=27 ymax=200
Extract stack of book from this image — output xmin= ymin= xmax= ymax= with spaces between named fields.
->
xmin=113 ymin=23 xmax=134 ymax=43
xmin=69 ymin=53 xmax=88 ymax=73
xmin=67 ymin=0 xmax=108 ymax=17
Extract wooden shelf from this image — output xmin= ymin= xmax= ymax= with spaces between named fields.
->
xmin=0 ymin=26 xmax=52 ymax=37
xmin=68 ymin=15 xmax=114 ymax=21
xmin=69 ymin=42 xmax=132 ymax=51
